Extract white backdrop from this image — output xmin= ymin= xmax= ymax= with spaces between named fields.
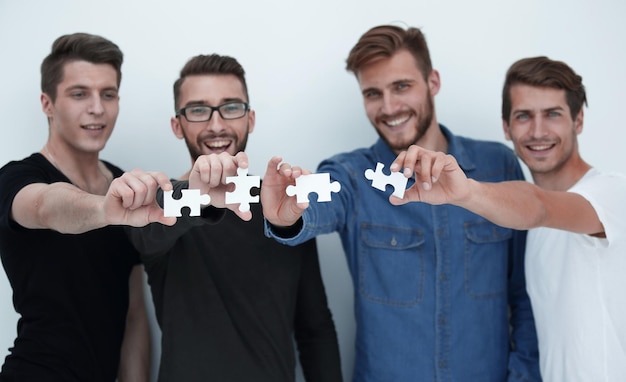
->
xmin=1 ymin=1 xmax=624 ymax=381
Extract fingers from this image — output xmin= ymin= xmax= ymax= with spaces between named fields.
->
xmin=392 ymin=145 xmax=451 ymax=191
xmin=113 ymin=170 xmax=170 ymax=210
xmin=190 ymin=152 xmax=250 ymax=190
xmin=264 ymin=156 xmax=308 ymax=182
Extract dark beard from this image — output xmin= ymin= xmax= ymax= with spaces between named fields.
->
xmin=376 ymin=92 xmax=434 ymax=153
xmin=183 ymin=130 xmax=250 ymax=161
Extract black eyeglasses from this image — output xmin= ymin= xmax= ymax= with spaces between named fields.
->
xmin=176 ymin=102 xmax=250 ymax=122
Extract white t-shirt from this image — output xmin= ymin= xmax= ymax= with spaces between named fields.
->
xmin=525 ymin=168 xmax=626 ymax=382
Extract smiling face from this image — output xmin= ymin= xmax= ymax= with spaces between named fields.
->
xmin=503 ymin=84 xmax=583 ymax=177
xmin=172 ymin=74 xmax=255 ymax=161
xmin=357 ymin=50 xmax=439 ymax=154
xmin=41 ymin=60 xmax=119 ymax=155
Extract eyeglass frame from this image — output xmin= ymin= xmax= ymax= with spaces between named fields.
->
xmin=176 ymin=101 xmax=250 ymax=122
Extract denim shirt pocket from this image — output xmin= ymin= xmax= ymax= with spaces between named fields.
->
xmin=464 ymin=221 xmax=512 ymax=299
xmin=359 ymin=223 xmax=425 ymax=306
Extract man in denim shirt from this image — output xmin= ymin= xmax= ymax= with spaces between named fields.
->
xmin=261 ymin=25 xmax=541 ymax=381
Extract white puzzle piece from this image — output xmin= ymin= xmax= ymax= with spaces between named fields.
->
xmin=225 ymin=167 xmax=261 ymax=212
xmin=286 ymin=173 xmax=341 ymax=203
xmin=364 ymin=162 xmax=408 ymax=199
xmin=163 ymin=189 xmax=211 ymax=217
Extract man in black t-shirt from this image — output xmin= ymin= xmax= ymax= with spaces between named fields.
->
xmin=128 ymin=54 xmax=343 ymax=382
xmin=0 ymin=33 xmax=175 ymax=382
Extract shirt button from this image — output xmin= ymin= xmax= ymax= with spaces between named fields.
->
xmin=438 ymin=360 xmax=447 ymax=368
xmin=439 ymin=273 xmax=447 ymax=281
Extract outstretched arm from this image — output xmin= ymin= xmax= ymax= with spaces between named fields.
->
xmin=391 ymin=145 xmax=603 ymax=235
xmin=11 ymin=169 xmax=176 ymax=234
xmin=260 ymin=156 xmax=310 ymax=227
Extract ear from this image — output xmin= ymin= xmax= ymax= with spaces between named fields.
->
xmin=171 ymin=116 xmax=184 ymax=139
xmin=427 ymin=69 xmax=441 ymax=97
xmin=247 ymin=109 xmax=256 ymax=134
xmin=41 ymin=93 xmax=53 ymax=117
xmin=502 ymin=119 xmax=512 ymax=141
xmin=574 ymin=108 xmax=584 ymax=135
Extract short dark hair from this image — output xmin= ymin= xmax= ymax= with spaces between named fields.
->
xmin=502 ymin=56 xmax=587 ymax=124
xmin=40 ymin=33 xmax=123 ymax=102
xmin=345 ymin=25 xmax=433 ymax=80
xmin=173 ymin=54 xmax=249 ymax=111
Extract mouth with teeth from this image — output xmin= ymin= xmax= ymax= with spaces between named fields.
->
xmin=526 ymin=143 xmax=555 ymax=153
xmin=381 ymin=113 xmax=412 ymax=129
xmin=202 ymin=138 xmax=233 ymax=154
xmin=82 ymin=124 xmax=105 ymax=131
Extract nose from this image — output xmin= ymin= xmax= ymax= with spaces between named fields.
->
xmin=206 ymin=110 xmax=226 ymax=133
xmin=381 ymin=92 xmax=400 ymax=115
xmin=528 ymin=116 xmax=549 ymax=138
xmin=88 ymin=95 xmax=105 ymax=115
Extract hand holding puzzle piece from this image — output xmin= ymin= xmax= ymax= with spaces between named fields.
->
xmin=364 ymin=162 xmax=408 ymax=199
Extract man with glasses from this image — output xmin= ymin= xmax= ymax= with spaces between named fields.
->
xmin=127 ymin=54 xmax=342 ymax=382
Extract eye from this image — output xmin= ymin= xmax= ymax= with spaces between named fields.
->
xmin=514 ymin=112 xmax=529 ymax=121
xmin=70 ymin=91 xmax=86 ymax=99
xmin=363 ymin=90 xmax=381 ymax=99
xmin=102 ymin=91 xmax=118 ymax=100
xmin=395 ymin=82 xmax=410 ymax=91
xmin=222 ymin=103 xmax=243 ymax=113
xmin=188 ymin=106 xmax=210 ymax=115
xmin=547 ymin=110 xmax=561 ymax=117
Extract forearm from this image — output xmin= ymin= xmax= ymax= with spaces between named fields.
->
xmin=17 ymin=183 xmax=108 ymax=233
xmin=296 ymin=247 xmax=343 ymax=381
xmin=118 ymin=322 xmax=150 ymax=382
xmin=459 ymin=180 xmax=547 ymax=230
xmin=118 ymin=266 xmax=151 ymax=382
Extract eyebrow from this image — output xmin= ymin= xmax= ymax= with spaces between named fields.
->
xmin=543 ymin=106 xmax=565 ymax=113
xmin=513 ymin=104 xmax=565 ymax=114
xmin=183 ymin=97 xmax=246 ymax=107
xmin=63 ymin=85 xmax=118 ymax=93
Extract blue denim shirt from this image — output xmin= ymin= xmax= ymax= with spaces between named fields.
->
xmin=266 ymin=125 xmax=540 ymax=382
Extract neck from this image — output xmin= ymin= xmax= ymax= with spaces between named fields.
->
xmin=532 ymin=155 xmax=591 ymax=191
xmin=416 ymin=122 xmax=448 ymax=153
xmin=42 ymin=143 xmax=112 ymax=195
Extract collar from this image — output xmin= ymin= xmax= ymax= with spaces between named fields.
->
xmin=372 ymin=124 xmax=476 ymax=173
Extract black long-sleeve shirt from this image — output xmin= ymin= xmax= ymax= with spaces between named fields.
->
xmin=128 ymin=181 xmax=342 ymax=382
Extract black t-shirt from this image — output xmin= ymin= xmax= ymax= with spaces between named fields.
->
xmin=129 ymin=181 xmax=342 ymax=382
xmin=0 ymin=153 xmax=140 ymax=382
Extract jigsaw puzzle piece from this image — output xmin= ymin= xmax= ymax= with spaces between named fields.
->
xmin=364 ymin=162 xmax=408 ymax=198
xmin=163 ymin=189 xmax=211 ymax=217
xmin=225 ymin=167 xmax=261 ymax=212
xmin=286 ymin=173 xmax=341 ymax=203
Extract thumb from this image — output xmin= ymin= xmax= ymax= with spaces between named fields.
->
xmin=233 ymin=209 xmax=253 ymax=222
xmin=389 ymin=195 xmax=409 ymax=206
xmin=157 ymin=216 xmax=178 ymax=226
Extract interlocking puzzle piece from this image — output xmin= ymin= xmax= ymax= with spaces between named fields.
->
xmin=286 ymin=173 xmax=341 ymax=203
xmin=364 ymin=162 xmax=408 ymax=198
xmin=163 ymin=189 xmax=211 ymax=217
xmin=225 ymin=167 xmax=261 ymax=212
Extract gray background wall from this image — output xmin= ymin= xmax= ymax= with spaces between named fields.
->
xmin=1 ymin=1 xmax=625 ymax=380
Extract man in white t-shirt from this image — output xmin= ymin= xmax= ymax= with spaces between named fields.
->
xmin=389 ymin=56 xmax=626 ymax=382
